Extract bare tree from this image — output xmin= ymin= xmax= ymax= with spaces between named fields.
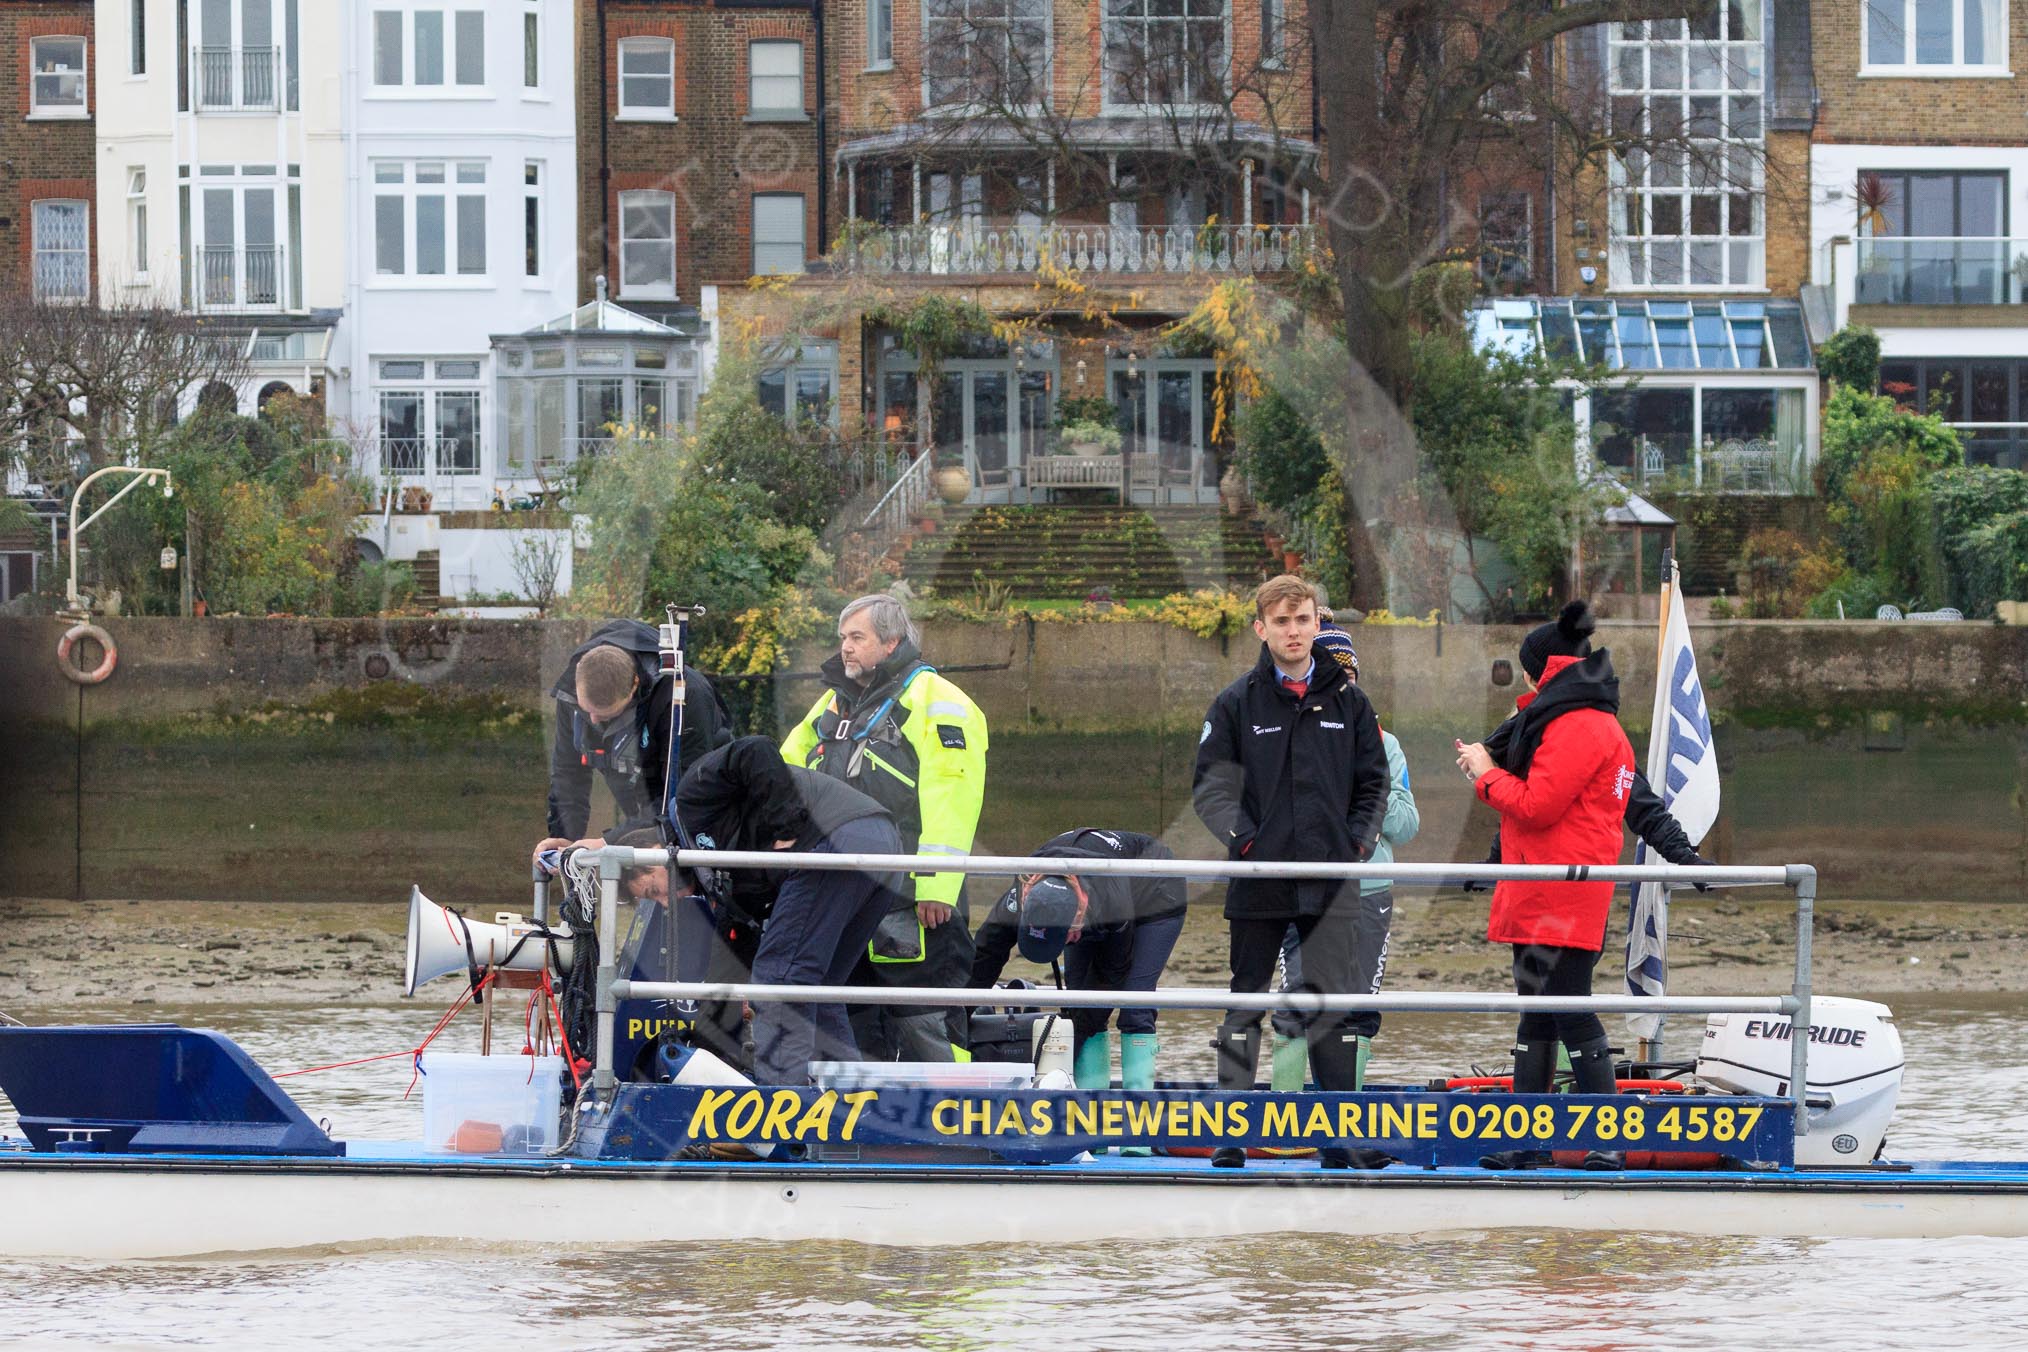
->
xmin=0 ymin=293 xmax=251 ymax=494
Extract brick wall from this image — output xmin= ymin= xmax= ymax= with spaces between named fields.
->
xmin=1815 ymin=0 xmax=2028 ymax=145
xmin=826 ymin=0 xmax=1315 ymax=157
xmin=578 ymin=1 xmax=823 ymax=307
xmin=0 ymin=3 xmax=94 ymax=300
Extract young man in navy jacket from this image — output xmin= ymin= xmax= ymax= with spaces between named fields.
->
xmin=1192 ymin=575 xmax=1391 ymax=1169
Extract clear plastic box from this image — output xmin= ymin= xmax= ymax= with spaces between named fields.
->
xmin=810 ymin=1060 xmax=1036 ymax=1091
xmin=419 ymin=1052 xmax=565 ymax=1155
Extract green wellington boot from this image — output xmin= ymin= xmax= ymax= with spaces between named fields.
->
xmin=1270 ymin=1033 xmax=1308 ymax=1092
xmin=1073 ymin=1031 xmax=1114 ymax=1090
xmin=1117 ymin=1033 xmax=1158 ymax=1156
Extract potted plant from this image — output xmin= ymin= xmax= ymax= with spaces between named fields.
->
xmin=1053 ymin=396 xmax=1123 ymax=457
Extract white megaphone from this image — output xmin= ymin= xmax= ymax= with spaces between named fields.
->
xmin=404 ymin=885 xmax=575 ymax=997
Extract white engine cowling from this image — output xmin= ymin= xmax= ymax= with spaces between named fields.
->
xmin=1695 ymin=996 xmax=1903 ymax=1167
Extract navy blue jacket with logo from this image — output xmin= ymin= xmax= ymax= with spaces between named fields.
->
xmin=1191 ymin=641 xmax=1390 ymax=920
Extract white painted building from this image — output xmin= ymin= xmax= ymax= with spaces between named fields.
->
xmin=1811 ymin=142 xmax=2028 ymax=469
xmin=95 ymin=0 xmax=349 ymax=412
xmin=342 ymin=0 xmax=580 ymax=511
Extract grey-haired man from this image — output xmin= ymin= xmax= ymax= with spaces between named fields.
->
xmin=782 ymin=594 xmax=989 ymax=1061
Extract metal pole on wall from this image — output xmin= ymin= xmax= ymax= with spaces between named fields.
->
xmin=180 ymin=508 xmax=195 ymax=618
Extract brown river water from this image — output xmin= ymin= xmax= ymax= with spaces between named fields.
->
xmin=3 ymin=980 xmax=2027 ymax=1351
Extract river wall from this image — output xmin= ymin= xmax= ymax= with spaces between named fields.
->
xmin=2 ymin=616 xmax=2024 ymax=906
xmin=8 ymin=614 xmax=2028 ymax=733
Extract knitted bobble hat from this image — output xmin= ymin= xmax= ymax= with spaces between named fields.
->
xmin=1518 ymin=599 xmax=1596 ymax=683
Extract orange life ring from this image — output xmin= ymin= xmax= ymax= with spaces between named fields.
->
xmin=57 ymin=622 xmax=117 ymax=685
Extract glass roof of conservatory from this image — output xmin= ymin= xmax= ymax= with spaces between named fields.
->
xmin=1469 ymin=299 xmax=1815 ymax=372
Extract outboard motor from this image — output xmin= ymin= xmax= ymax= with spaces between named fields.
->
xmin=1695 ymin=996 xmax=1903 ymax=1167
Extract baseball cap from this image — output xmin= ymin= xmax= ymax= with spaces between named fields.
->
xmin=1016 ymin=874 xmax=1083 ymax=963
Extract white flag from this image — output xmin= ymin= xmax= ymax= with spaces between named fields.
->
xmin=1625 ymin=561 xmax=1720 ymax=1044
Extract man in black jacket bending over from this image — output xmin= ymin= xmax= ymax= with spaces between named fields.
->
xmin=676 ymin=736 xmax=905 ymax=1086
xmin=535 ymin=619 xmax=731 ymax=859
xmin=1193 ymin=575 xmax=1392 ymax=1170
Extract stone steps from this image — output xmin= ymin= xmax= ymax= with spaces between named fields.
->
xmin=898 ymin=505 xmax=1275 ymax=599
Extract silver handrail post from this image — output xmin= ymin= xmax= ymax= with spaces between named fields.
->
xmin=531 ymin=863 xmax=549 ymax=928
xmin=1788 ymin=864 xmax=1816 ymax=1140
xmin=592 ymin=847 xmax=628 ymax=1100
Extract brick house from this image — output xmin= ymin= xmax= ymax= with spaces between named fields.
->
xmin=577 ymin=0 xmax=823 ymax=318
xmin=707 ymin=0 xmax=1322 ymax=508
xmin=1809 ymin=0 xmax=2028 ymax=471
xmin=1 ymin=0 xmax=95 ymax=303
xmin=1472 ymin=12 xmax=1824 ymax=513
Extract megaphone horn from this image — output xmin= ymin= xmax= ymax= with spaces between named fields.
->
xmin=404 ymin=884 xmax=573 ymax=997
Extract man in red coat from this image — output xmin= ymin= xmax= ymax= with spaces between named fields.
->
xmin=1456 ymin=600 xmax=1636 ymax=1170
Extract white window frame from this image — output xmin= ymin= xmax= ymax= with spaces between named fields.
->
xmin=370 ymin=7 xmax=487 ymax=93
xmin=191 ymin=168 xmax=292 ymax=311
xmin=617 ymin=189 xmax=677 ymax=299
xmin=32 ymin=200 xmax=90 ymax=303
xmin=1260 ymin=0 xmax=1284 ymax=68
xmin=752 ymin=192 xmax=806 ymax=275
xmin=29 ymin=36 xmax=89 ymax=118
xmin=127 ymin=169 xmax=150 ymax=282
xmin=616 ymin=36 xmax=676 ymax=120
xmin=868 ymin=0 xmax=893 ymax=69
xmin=921 ymin=0 xmax=1050 ymax=113
xmin=1861 ymin=0 xmax=2010 ymax=76
xmin=1606 ymin=15 xmax=1766 ymax=292
xmin=748 ymin=40 xmax=805 ymax=119
xmin=131 ymin=0 xmax=148 ymax=76
xmin=376 ymin=357 xmax=486 ymax=477
xmin=1102 ymin=0 xmax=1229 ymax=113
xmin=371 ymin=159 xmax=489 ymax=284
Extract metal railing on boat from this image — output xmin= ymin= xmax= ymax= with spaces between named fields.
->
xmin=573 ymin=848 xmax=1818 ymax=1139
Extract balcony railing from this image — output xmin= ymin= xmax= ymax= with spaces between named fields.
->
xmin=199 ymin=245 xmax=285 ymax=311
xmin=381 ymin=437 xmax=482 ymax=477
xmin=1853 ymin=236 xmax=2028 ymax=306
xmin=196 ymin=45 xmax=278 ymax=110
xmin=840 ymin=222 xmax=1317 ymax=277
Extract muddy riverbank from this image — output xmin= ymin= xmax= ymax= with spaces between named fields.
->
xmin=4 ymin=893 xmax=2021 ymax=1013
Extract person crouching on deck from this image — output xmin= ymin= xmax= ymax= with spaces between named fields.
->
xmin=968 ymin=828 xmax=1188 ymax=1152
xmin=672 ymin=737 xmax=906 ymax=1088
xmin=1454 ymin=600 xmax=1637 ymax=1171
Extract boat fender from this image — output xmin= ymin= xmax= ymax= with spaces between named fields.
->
xmin=57 ymin=622 xmax=117 ymax=685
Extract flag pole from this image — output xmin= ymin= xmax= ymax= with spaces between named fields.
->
xmin=1636 ymin=551 xmax=1675 ymax=1065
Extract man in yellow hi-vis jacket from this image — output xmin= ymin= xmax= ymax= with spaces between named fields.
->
xmin=783 ymin=593 xmax=989 ymax=1061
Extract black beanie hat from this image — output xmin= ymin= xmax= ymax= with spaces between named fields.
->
xmin=1519 ymin=600 xmax=1596 ymax=683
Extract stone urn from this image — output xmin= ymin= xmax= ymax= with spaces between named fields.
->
xmin=1067 ymin=439 xmax=1107 ymax=458
xmin=934 ymin=466 xmax=972 ymax=504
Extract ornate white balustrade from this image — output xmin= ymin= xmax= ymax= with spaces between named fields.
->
xmin=841 ymin=223 xmax=1316 ymax=277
